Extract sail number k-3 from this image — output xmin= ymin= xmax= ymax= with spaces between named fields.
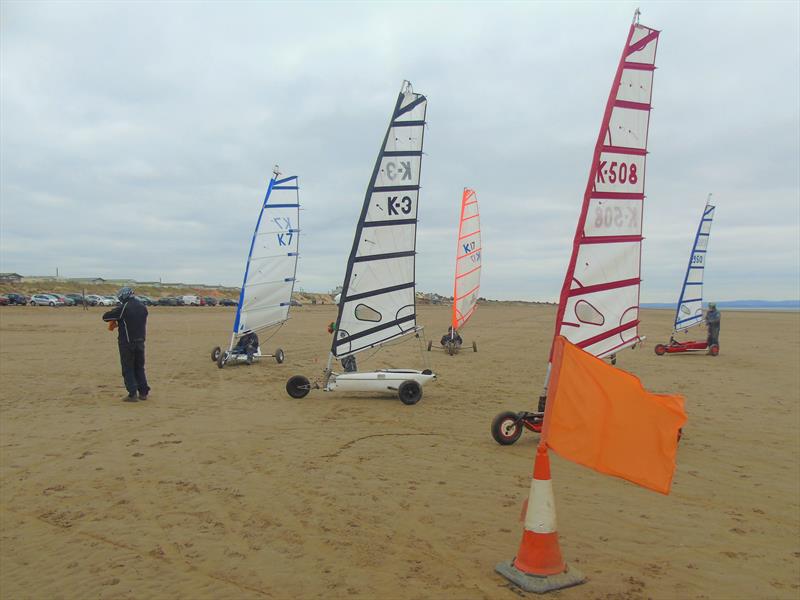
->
xmin=596 ymin=160 xmax=638 ymax=184
xmin=385 ymin=161 xmax=412 ymax=181
xmin=388 ymin=196 xmax=412 ymax=216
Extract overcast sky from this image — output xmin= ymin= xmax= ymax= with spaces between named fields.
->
xmin=1 ymin=1 xmax=798 ymax=301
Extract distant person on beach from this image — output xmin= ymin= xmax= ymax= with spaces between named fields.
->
xmin=706 ymin=302 xmax=721 ymax=350
xmin=102 ymin=287 xmax=150 ymax=402
xmin=440 ymin=326 xmax=462 ymax=347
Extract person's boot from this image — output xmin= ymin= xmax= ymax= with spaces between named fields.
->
xmin=124 ymin=393 xmax=138 ymax=402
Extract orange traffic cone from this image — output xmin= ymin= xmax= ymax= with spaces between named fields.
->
xmin=496 ymin=444 xmax=586 ymax=593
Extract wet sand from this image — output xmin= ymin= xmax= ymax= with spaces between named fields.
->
xmin=1 ymin=304 xmax=798 ymax=599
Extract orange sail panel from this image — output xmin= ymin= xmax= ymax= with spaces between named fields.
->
xmin=552 ymin=21 xmax=660 ymax=359
xmin=544 ymin=336 xmax=686 ymax=495
xmin=452 ymin=188 xmax=482 ymax=331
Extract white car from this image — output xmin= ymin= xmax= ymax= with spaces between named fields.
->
xmin=86 ymin=295 xmax=114 ymax=306
xmin=30 ymin=294 xmax=62 ymax=306
xmin=181 ymin=295 xmax=200 ymax=306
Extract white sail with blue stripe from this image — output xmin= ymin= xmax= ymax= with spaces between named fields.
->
xmin=232 ymin=166 xmax=300 ymax=338
xmin=332 ymin=81 xmax=427 ymax=358
xmin=673 ymin=194 xmax=715 ymax=333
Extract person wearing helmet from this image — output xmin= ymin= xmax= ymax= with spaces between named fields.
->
xmin=706 ymin=302 xmax=721 ymax=351
xmin=102 ymin=287 xmax=150 ymax=401
xmin=440 ymin=326 xmax=463 ymax=348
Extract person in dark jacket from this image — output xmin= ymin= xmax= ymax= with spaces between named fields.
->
xmin=103 ymin=287 xmax=150 ymax=402
xmin=233 ymin=332 xmax=259 ymax=357
xmin=706 ymin=302 xmax=721 ymax=350
xmin=440 ymin=326 xmax=463 ymax=347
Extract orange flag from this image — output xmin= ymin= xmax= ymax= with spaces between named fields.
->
xmin=544 ymin=336 xmax=687 ymax=495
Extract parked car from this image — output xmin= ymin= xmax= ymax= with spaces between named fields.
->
xmin=158 ymin=297 xmax=178 ymax=306
xmin=65 ymin=293 xmax=85 ymax=305
xmin=219 ymin=298 xmax=238 ymax=306
xmin=135 ymin=295 xmax=155 ymax=306
xmin=42 ymin=292 xmax=74 ymax=306
xmin=0 ymin=295 xmax=9 ymax=306
xmin=3 ymin=293 xmax=28 ymax=305
xmin=203 ymin=296 xmax=218 ymax=306
xmin=181 ymin=295 xmax=200 ymax=306
xmin=84 ymin=294 xmax=103 ymax=306
xmin=103 ymin=295 xmax=121 ymax=306
xmin=290 ymin=299 xmax=302 ymax=307
xmin=30 ymin=294 xmax=63 ymax=306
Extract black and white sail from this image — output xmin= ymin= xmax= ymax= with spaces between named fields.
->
xmin=331 ymin=81 xmax=427 ymax=358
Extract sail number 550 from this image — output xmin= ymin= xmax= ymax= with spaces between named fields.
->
xmin=596 ymin=160 xmax=638 ymax=184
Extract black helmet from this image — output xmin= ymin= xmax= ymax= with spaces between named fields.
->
xmin=117 ymin=287 xmax=134 ymax=302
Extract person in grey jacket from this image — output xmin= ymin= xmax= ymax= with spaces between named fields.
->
xmin=706 ymin=302 xmax=721 ymax=349
xmin=102 ymin=287 xmax=150 ymax=402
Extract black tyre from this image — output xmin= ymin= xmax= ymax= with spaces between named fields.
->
xmin=472 ymin=341 xmax=478 ymax=352
xmin=426 ymin=340 xmax=432 ymax=352
xmin=211 ymin=346 xmax=221 ymax=362
xmin=491 ymin=411 xmax=524 ymax=445
xmin=217 ymin=351 xmax=227 ymax=369
xmin=274 ymin=348 xmax=285 ymax=364
xmin=446 ymin=343 xmax=456 ymax=356
xmin=398 ymin=380 xmax=422 ymax=405
xmin=245 ymin=353 xmax=255 ymax=365
xmin=286 ymin=375 xmax=311 ymax=399
xmin=709 ymin=344 xmax=719 ymax=356
xmin=655 ymin=344 xmax=667 ymax=356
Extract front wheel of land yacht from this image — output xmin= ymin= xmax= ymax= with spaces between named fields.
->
xmin=709 ymin=344 xmax=719 ymax=356
xmin=217 ymin=351 xmax=227 ymax=369
xmin=472 ymin=341 xmax=478 ymax=352
xmin=398 ymin=380 xmax=422 ymax=405
xmin=211 ymin=347 xmax=221 ymax=362
xmin=286 ymin=375 xmax=311 ymax=399
xmin=274 ymin=348 xmax=285 ymax=364
xmin=654 ymin=344 xmax=667 ymax=356
xmin=491 ymin=411 xmax=523 ymax=445
xmin=426 ymin=340 xmax=432 ymax=351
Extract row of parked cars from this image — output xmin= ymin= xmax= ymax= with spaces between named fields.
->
xmin=0 ymin=293 xmax=239 ymax=307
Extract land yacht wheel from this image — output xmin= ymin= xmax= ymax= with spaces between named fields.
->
xmin=211 ymin=347 xmax=221 ymax=362
xmin=398 ymin=380 xmax=422 ymax=405
xmin=491 ymin=411 xmax=523 ymax=445
xmin=286 ymin=375 xmax=311 ymax=399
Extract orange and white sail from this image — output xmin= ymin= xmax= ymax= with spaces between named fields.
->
xmin=452 ymin=188 xmax=482 ymax=332
xmin=553 ymin=16 xmax=660 ymax=359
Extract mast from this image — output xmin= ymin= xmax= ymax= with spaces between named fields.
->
xmin=550 ymin=15 xmax=660 ymax=360
xmin=331 ymin=81 xmax=428 ymax=358
xmin=673 ymin=194 xmax=716 ymax=333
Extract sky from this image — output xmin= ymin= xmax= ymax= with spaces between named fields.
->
xmin=1 ymin=1 xmax=798 ymax=302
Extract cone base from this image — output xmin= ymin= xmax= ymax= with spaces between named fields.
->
xmin=495 ymin=560 xmax=586 ymax=594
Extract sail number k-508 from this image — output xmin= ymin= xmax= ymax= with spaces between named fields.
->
xmin=594 ymin=206 xmax=639 ymax=229
xmin=596 ymin=160 xmax=638 ymax=184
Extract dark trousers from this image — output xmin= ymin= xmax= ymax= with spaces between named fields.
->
xmin=707 ymin=324 xmax=720 ymax=346
xmin=119 ymin=341 xmax=149 ymax=396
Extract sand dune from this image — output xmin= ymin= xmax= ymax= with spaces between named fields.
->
xmin=1 ymin=304 xmax=798 ymax=599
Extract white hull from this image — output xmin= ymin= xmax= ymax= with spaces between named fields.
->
xmin=325 ymin=369 xmax=436 ymax=393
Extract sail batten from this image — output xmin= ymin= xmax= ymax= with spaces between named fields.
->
xmin=552 ymin=19 xmax=660 ymax=359
xmin=332 ymin=82 xmax=427 ymax=358
xmin=673 ymin=195 xmax=716 ymax=333
xmin=232 ymin=171 xmax=300 ymax=338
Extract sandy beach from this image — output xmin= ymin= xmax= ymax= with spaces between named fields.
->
xmin=1 ymin=303 xmax=798 ymax=599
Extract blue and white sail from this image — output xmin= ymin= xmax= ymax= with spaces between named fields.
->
xmin=232 ymin=167 xmax=300 ymax=337
xmin=331 ymin=81 xmax=427 ymax=358
xmin=673 ymin=194 xmax=715 ymax=332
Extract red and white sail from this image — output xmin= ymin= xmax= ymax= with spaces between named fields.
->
xmin=452 ymin=188 xmax=482 ymax=331
xmin=553 ymin=15 xmax=660 ymax=359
